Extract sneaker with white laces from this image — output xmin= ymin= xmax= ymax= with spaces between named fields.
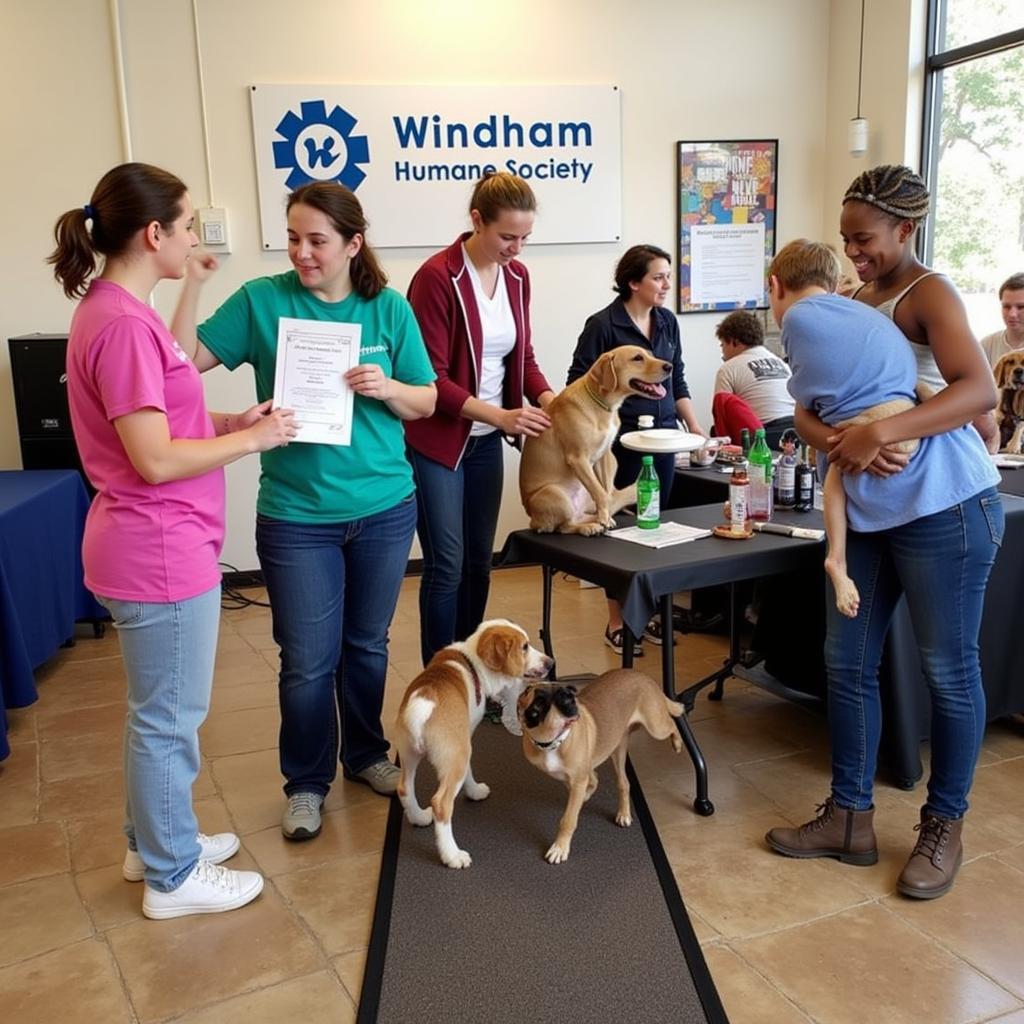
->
xmin=142 ymin=859 xmax=264 ymax=920
xmin=346 ymin=759 xmax=401 ymax=795
xmin=282 ymin=791 xmax=324 ymax=840
xmin=123 ymin=832 xmax=241 ymax=882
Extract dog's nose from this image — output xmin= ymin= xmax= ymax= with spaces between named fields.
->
xmin=660 ymin=362 xmax=672 ymax=374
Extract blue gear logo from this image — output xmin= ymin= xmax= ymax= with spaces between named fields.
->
xmin=272 ymin=100 xmax=370 ymax=191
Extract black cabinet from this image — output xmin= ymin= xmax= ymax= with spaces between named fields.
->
xmin=8 ymin=334 xmax=90 ymax=490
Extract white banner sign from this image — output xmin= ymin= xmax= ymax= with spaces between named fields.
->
xmin=250 ymin=84 xmax=621 ymax=250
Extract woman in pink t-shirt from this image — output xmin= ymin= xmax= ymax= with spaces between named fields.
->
xmin=49 ymin=163 xmax=295 ymax=920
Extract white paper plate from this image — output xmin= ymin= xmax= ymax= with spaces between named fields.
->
xmin=619 ymin=429 xmax=706 ymax=454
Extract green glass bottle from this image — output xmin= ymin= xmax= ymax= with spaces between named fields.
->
xmin=636 ymin=455 xmax=660 ymax=529
xmin=748 ymin=427 xmax=773 ymax=521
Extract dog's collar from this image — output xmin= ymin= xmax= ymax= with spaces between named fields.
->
xmin=530 ymin=720 xmax=576 ymax=751
xmin=452 ymin=650 xmax=482 ymax=706
xmin=583 ymin=382 xmax=611 ymax=412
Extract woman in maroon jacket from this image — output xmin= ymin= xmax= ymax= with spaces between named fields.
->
xmin=406 ymin=172 xmax=554 ymax=665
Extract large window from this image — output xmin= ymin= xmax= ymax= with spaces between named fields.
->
xmin=922 ymin=1 xmax=1024 ymax=335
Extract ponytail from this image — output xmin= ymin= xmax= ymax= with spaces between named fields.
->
xmin=48 ymin=162 xmax=187 ymax=299
xmin=49 ymin=208 xmax=98 ymax=299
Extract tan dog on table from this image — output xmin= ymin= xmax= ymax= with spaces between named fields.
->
xmin=394 ymin=619 xmax=553 ymax=869
xmin=519 ymin=344 xmax=672 ymax=535
xmin=517 ymin=670 xmax=683 ymax=864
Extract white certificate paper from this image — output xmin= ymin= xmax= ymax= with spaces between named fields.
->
xmin=272 ymin=317 xmax=361 ymax=445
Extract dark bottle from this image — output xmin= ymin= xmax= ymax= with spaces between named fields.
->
xmin=795 ymin=446 xmax=814 ymax=512
xmin=740 ymin=428 xmax=751 ymax=455
xmin=775 ymin=440 xmax=797 ymax=509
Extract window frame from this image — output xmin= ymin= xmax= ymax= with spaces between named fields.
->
xmin=919 ymin=1 xmax=1024 ymax=263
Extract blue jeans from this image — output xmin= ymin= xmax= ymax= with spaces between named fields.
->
xmin=826 ymin=488 xmax=1004 ymax=819
xmin=409 ymin=431 xmax=504 ymax=665
xmin=96 ymin=584 xmax=221 ymax=892
xmin=256 ymin=494 xmax=417 ymax=797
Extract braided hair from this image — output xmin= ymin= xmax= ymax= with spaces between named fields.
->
xmin=842 ymin=165 xmax=931 ymax=223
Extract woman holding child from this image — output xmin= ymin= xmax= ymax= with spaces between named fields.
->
xmin=764 ymin=229 xmax=1001 ymax=900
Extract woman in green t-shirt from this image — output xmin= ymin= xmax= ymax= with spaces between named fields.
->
xmin=174 ymin=183 xmax=436 ymax=842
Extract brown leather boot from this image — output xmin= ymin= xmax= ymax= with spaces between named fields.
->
xmin=896 ymin=809 xmax=963 ymax=899
xmin=766 ymin=797 xmax=878 ymax=865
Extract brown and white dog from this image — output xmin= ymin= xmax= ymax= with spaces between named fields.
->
xmin=517 ymin=670 xmax=683 ymax=864
xmin=519 ymin=345 xmax=673 ymax=535
xmin=394 ymin=619 xmax=553 ymax=869
xmin=994 ymin=350 xmax=1024 ymax=454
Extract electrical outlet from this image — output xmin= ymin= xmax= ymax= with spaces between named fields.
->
xmin=196 ymin=207 xmax=231 ymax=253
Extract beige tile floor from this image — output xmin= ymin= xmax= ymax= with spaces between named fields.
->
xmin=2 ymin=567 xmax=1024 ymax=1023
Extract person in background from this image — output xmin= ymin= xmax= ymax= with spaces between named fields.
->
xmin=711 ymin=310 xmax=795 ymax=450
xmin=979 ymin=272 xmax=1024 ymax=369
xmin=173 ymin=182 xmax=436 ymax=842
xmin=837 ymin=164 xmax=999 ymax=456
xmin=51 ymin=162 xmax=296 ymax=918
xmin=405 ymin=171 xmax=554 ymax=667
xmin=567 ymin=244 xmax=704 ymax=655
xmin=766 ymin=238 xmax=1001 ymax=900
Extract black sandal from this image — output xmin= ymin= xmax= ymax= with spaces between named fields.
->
xmin=604 ymin=626 xmax=644 ymax=657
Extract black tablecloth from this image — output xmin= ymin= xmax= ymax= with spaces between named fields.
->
xmin=502 ymin=488 xmax=1024 ymax=789
xmin=754 ymin=493 xmax=1024 ymax=785
xmin=501 ymin=505 xmax=823 ymax=642
xmin=996 ymin=466 xmax=1024 ymax=497
xmin=0 ymin=470 xmax=106 ymax=760
xmin=672 ymin=465 xmax=732 ymax=509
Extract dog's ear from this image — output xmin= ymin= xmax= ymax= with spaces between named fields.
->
xmin=521 ymin=687 xmax=552 ymax=729
xmin=995 ymin=356 xmax=1010 ymax=389
xmin=593 ymin=351 xmax=619 ymax=394
xmin=477 ymin=626 xmax=518 ymax=674
xmin=517 ymin=685 xmax=537 ymax=715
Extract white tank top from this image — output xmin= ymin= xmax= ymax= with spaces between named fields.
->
xmin=854 ymin=272 xmax=947 ymax=392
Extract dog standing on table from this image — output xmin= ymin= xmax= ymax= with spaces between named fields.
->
xmin=519 ymin=345 xmax=672 ymax=535
xmin=517 ymin=670 xmax=683 ymax=864
xmin=993 ymin=350 xmax=1024 ymax=453
xmin=394 ymin=619 xmax=553 ymax=869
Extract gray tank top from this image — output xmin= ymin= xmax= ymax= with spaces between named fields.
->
xmin=853 ymin=272 xmax=947 ymax=392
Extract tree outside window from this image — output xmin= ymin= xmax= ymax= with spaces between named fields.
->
xmin=926 ymin=0 xmax=1024 ymax=335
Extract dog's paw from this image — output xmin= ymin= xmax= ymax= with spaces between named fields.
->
xmin=464 ymin=781 xmax=490 ymax=801
xmin=406 ymin=807 xmax=433 ymax=827
xmin=577 ymin=521 xmax=606 ymax=537
xmin=615 ymin=811 xmax=633 ymax=828
xmin=545 ymin=841 xmax=571 ymax=864
xmin=442 ymin=849 xmax=472 ymax=869
xmin=502 ymin=716 xmax=523 ymax=737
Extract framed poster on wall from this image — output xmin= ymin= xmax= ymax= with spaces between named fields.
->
xmin=676 ymin=140 xmax=778 ymax=313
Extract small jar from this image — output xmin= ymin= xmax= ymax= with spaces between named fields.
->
xmin=637 ymin=415 xmax=655 ymax=430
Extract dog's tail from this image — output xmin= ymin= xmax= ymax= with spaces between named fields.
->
xmin=665 ymin=697 xmax=685 ymax=719
xmin=401 ymin=695 xmax=436 ymax=756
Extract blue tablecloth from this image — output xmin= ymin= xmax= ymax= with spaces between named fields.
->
xmin=0 ymin=470 xmax=106 ymax=760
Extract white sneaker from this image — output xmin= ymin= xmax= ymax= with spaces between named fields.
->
xmin=142 ymin=859 xmax=264 ymax=920
xmin=123 ymin=832 xmax=241 ymax=882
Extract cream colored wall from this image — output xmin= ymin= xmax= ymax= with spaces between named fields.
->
xmin=823 ymin=0 xmax=927 ymax=261
xmin=1 ymin=0 xmax=921 ymax=571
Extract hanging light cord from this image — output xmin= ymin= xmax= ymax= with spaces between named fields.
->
xmin=856 ymin=0 xmax=866 ymax=119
